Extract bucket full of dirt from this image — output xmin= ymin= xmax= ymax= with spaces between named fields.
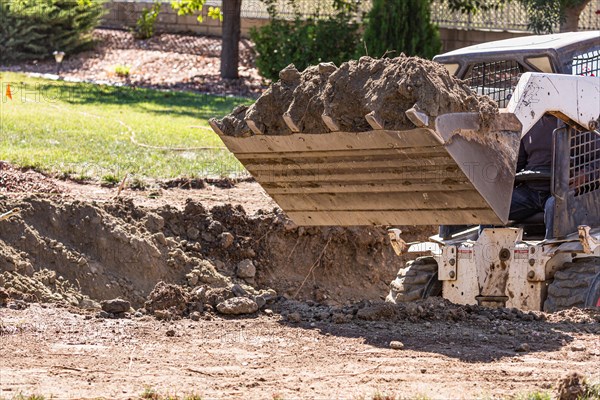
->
xmin=210 ymin=56 xmax=522 ymax=226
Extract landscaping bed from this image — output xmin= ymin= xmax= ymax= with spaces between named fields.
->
xmin=1 ymin=29 xmax=267 ymax=98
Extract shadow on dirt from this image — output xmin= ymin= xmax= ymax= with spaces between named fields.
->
xmin=273 ymin=299 xmax=599 ymax=363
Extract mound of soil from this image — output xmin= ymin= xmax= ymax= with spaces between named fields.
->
xmin=242 ymin=64 xmax=303 ymax=136
xmin=212 ymin=56 xmax=498 ymax=136
xmin=0 ymin=162 xmax=62 ymax=194
xmin=556 ymin=372 xmax=593 ymax=400
xmin=0 ymin=196 xmax=431 ymax=319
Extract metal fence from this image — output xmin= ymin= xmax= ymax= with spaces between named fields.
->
xmin=234 ymin=0 xmax=600 ymax=32
xmin=430 ymin=0 xmax=600 ymax=31
xmin=123 ymin=0 xmax=600 ymax=31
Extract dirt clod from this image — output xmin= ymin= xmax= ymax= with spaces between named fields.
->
xmin=0 ymin=162 xmax=62 ymax=194
xmin=0 ymin=287 xmax=9 ymax=306
xmin=389 ymin=340 xmax=405 ymax=350
xmin=145 ymin=282 xmax=190 ymax=317
xmin=515 ymin=343 xmax=531 ymax=352
xmin=556 ymin=372 xmax=588 ymax=400
xmin=236 ymin=259 xmax=256 ymax=279
xmin=239 ymin=64 xmax=302 ymax=136
xmin=216 ymin=297 xmax=259 ymax=315
xmin=356 ymin=303 xmax=397 ymax=321
xmin=287 ymin=311 xmax=301 ymax=323
xmin=100 ymin=298 xmax=131 ymax=314
xmin=570 ymin=343 xmax=586 ymax=352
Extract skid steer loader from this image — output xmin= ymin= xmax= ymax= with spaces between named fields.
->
xmin=210 ymin=31 xmax=600 ymax=312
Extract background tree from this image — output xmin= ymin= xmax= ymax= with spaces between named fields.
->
xmin=171 ymin=0 xmax=241 ymax=79
xmin=446 ymin=0 xmax=593 ymax=33
xmin=362 ymin=0 xmax=441 ymax=59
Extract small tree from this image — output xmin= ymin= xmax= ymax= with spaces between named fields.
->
xmin=171 ymin=0 xmax=241 ymax=79
xmin=362 ymin=0 xmax=441 ymax=59
xmin=520 ymin=0 xmax=592 ymax=32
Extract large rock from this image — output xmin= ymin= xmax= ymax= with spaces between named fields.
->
xmin=100 ymin=298 xmax=131 ymax=314
xmin=216 ymin=297 xmax=258 ymax=315
xmin=236 ymin=259 xmax=256 ymax=279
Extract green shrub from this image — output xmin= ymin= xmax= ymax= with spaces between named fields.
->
xmin=250 ymin=1 xmax=362 ymax=80
xmin=114 ymin=64 xmax=131 ymax=77
xmin=362 ymin=0 xmax=441 ymax=59
xmin=134 ymin=1 xmax=161 ymax=39
xmin=0 ymin=0 xmax=104 ymax=64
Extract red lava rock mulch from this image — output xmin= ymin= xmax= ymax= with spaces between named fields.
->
xmin=2 ymin=29 xmax=267 ymax=98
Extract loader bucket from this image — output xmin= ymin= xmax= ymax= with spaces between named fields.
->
xmin=210 ymin=111 xmax=522 ymax=226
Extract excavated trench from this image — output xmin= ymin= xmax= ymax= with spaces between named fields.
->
xmin=0 ymin=196 xmax=432 ymax=314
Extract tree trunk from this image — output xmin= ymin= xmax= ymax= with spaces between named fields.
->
xmin=220 ymin=0 xmax=242 ymax=79
xmin=560 ymin=0 xmax=591 ymax=32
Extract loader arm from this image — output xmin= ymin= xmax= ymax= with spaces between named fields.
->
xmin=507 ymin=72 xmax=600 ymax=135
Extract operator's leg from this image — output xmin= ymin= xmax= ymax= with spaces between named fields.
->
xmin=479 ymin=186 xmax=540 ymax=237
xmin=508 ymin=185 xmax=541 ymax=221
xmin=439 ymin=225 xmax=469 ymax=239
xmin=544 ymin=196 xmax=555 ymax=239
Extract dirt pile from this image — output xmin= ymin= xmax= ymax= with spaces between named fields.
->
xmin=0 ymin=162 xmax=62 ymax=194
xmin=555 ymin=372 xmax=599 ymax=400
xmin=273 ymin=296 xmax=600 ymax=337
xmin=211 ymin=56 xmax=498 ymax=136
xmin=274 ymin=297 xmax=546 ymax=324
xmin=0 ymin=196 xmax=428 ymax=319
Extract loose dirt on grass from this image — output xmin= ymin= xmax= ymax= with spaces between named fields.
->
xmin=0 ymin=165 xmax=599 ymax=399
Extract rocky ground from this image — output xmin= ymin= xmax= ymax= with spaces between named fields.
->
xmin=1 ymin=29 xmax=267 ymax=98
xmin=0 ymin=164 xmax=599 ymax=399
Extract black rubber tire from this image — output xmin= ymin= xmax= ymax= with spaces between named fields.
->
xmin=387 ymin=256 xmax=442 ymax=303
xmin=543 ymin=257 xmax=600 ymax=312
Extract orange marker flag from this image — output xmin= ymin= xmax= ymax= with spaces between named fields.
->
xmin=6 ymin=84 xmax=12 ymax=100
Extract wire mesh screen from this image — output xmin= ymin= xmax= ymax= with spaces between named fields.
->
xmin=464 ymin=60 xmax=524 ymax=108
xmin=569 ymin=129 xmax=600 ymax=197
xmin=571 ymin=49 xmax=600 ymax=76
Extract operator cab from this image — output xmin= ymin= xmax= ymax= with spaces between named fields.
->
xmin=433 ymin=31 xmax=600 ymax=241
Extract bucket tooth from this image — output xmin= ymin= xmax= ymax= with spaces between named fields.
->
xmin=365 ymin=111 xmax=384 ymax=130
xmin=322 ymin=114 xmax=340 ymax=132
xmin=216 ymin=112 xmax=522 ymax=226
xmin=245 ymin=119 xmax=264 ymax=135
xmin=283 ymin=112 xmax=301 ymax=133
xmin=406 ymin=107 xmax=430 ymax=128
xmin=208 ymin=118 xmax=224 ymax=136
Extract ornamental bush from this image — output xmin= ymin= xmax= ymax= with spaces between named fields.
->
xmin=0 ymin=0 xmax=104 ymax=64
xmin=250 ymin=1 xmax=362 ymax=80
xmin=362 ymin=0 xmax=441 ymax=60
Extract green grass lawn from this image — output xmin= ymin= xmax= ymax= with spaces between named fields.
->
xmin=0 ymin=72 xmax=253 ymax=182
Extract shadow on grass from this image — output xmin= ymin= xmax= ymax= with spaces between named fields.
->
xmin=9 ymin=78 xmax=252 ymax=120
